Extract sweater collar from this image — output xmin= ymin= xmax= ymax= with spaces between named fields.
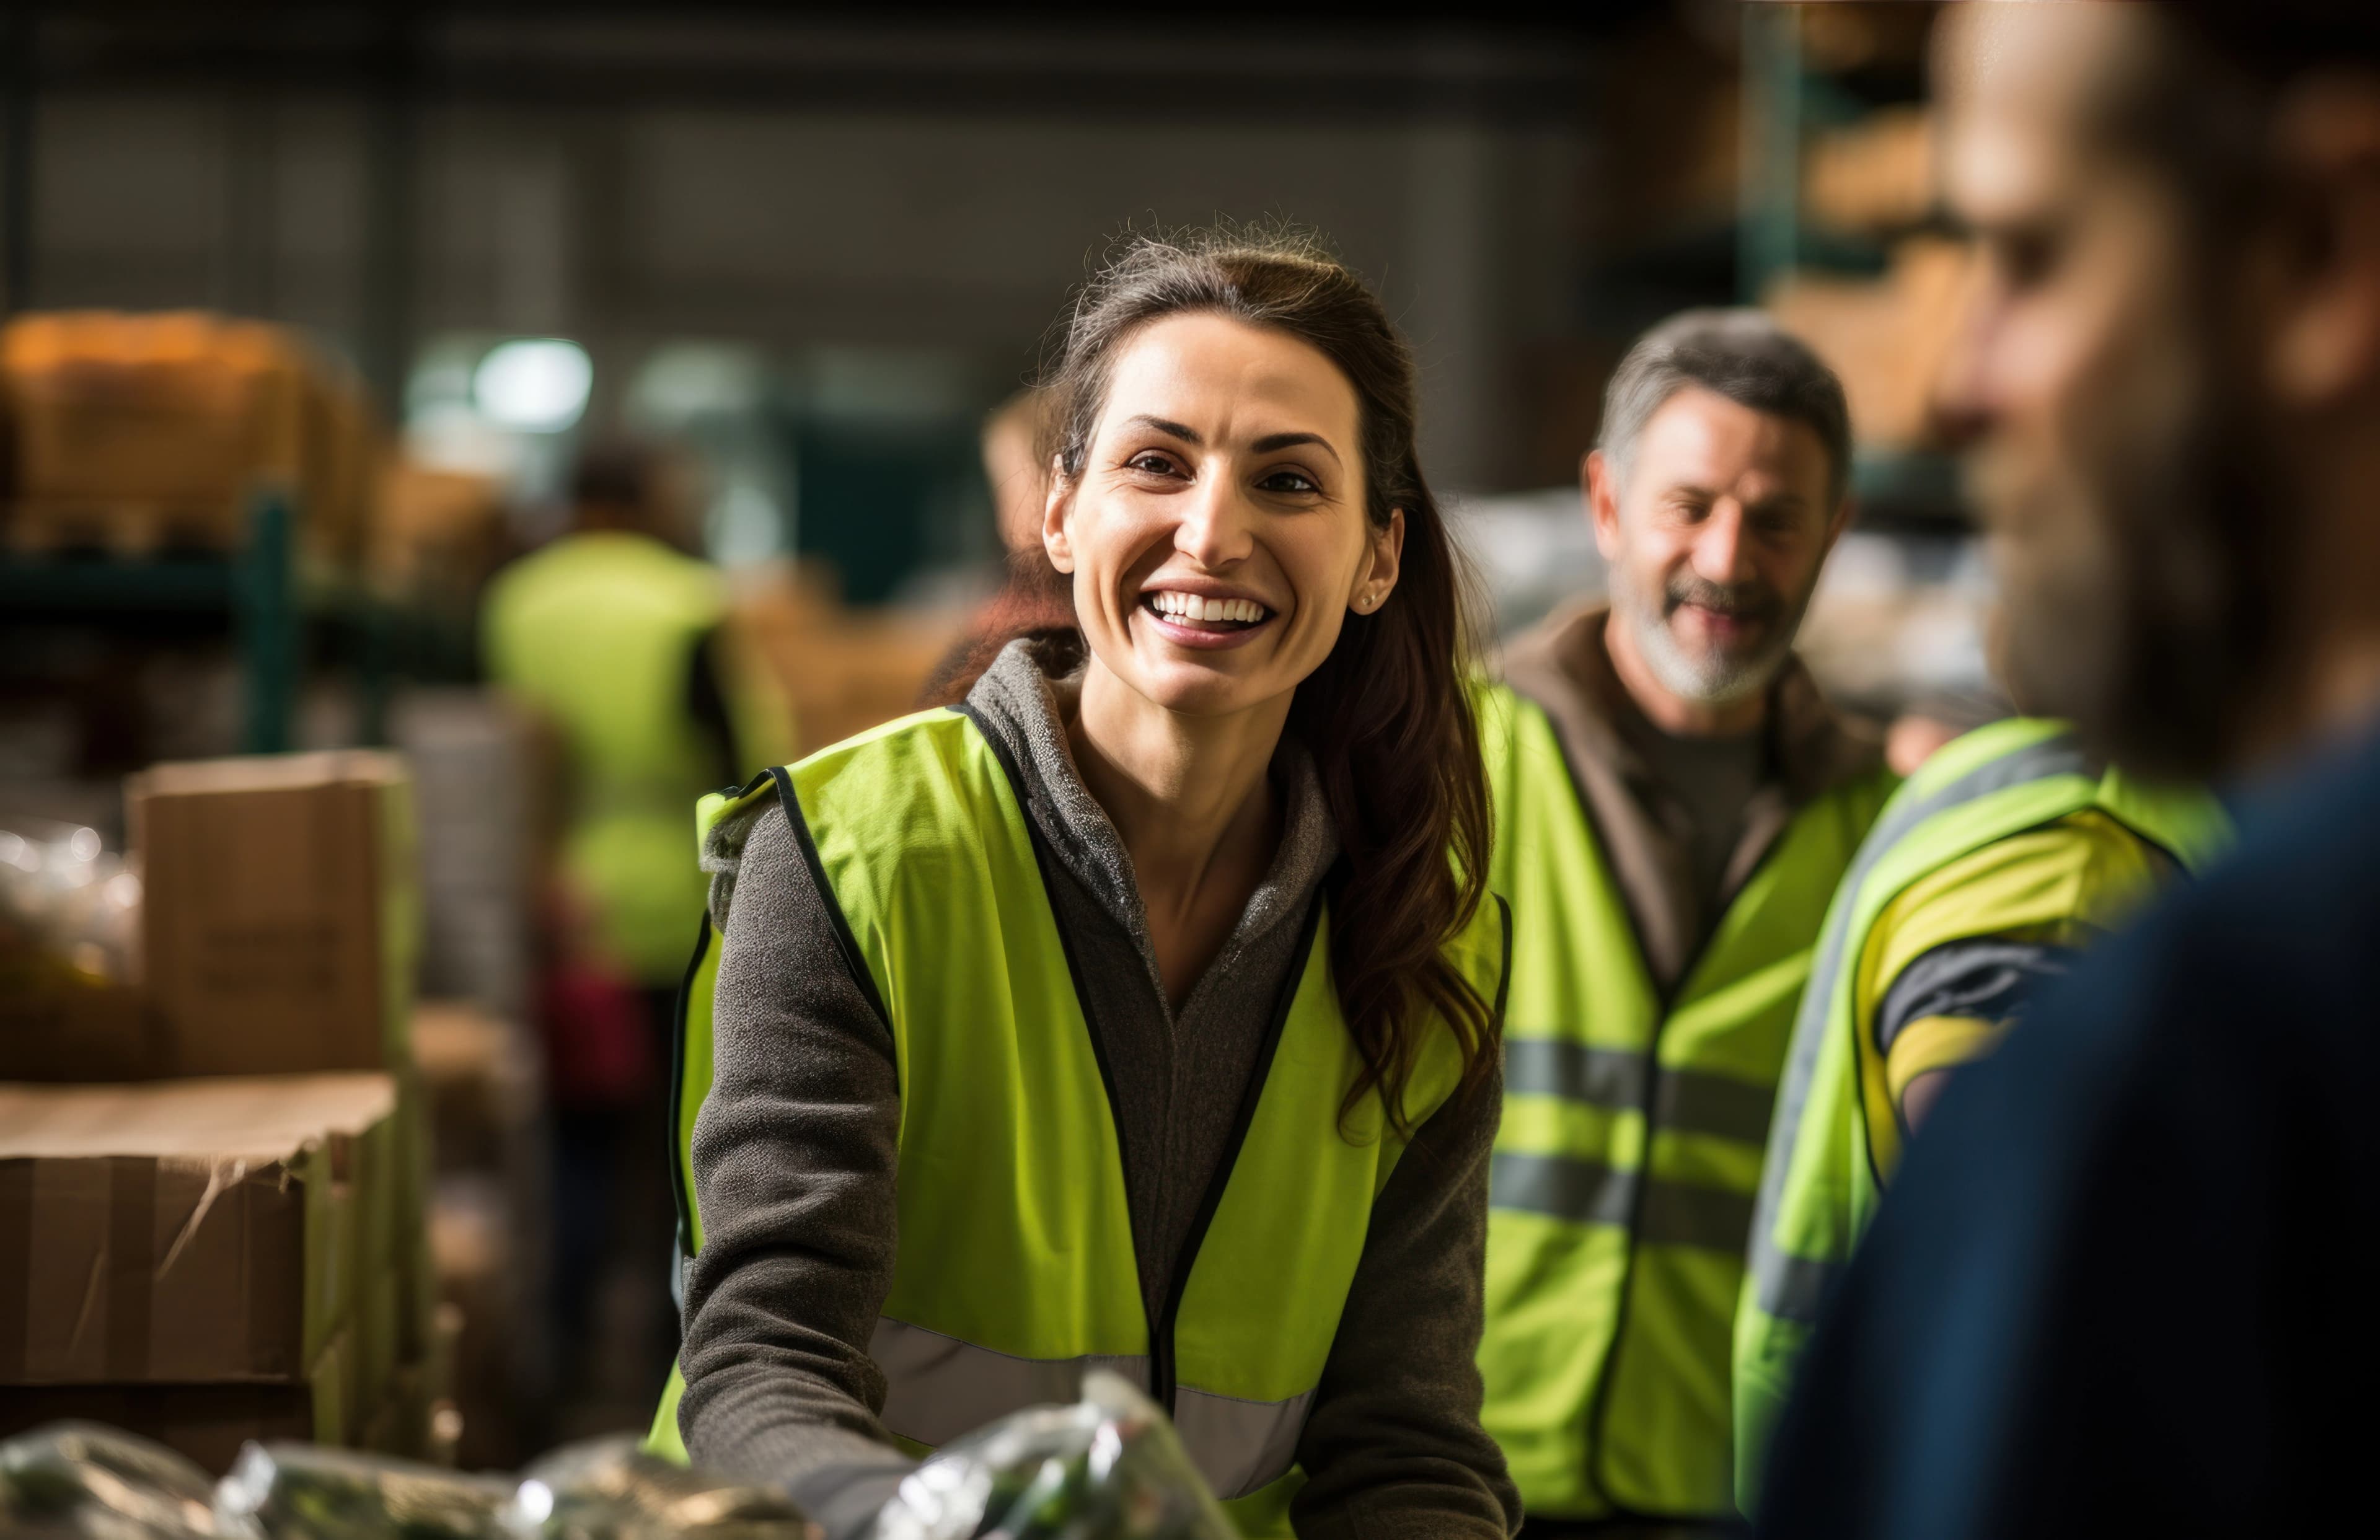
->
xmin=964 ymin=637 xmax=1340 ymax=1016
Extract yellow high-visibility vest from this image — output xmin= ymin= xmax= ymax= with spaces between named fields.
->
xmin=1474 ymin=681 xmax=1895 ymax=1522
xmin=649 ymin=705 xmax=1512 ymax=1538
xmin=1732 ymin=717 xmax=2229 ymax=1511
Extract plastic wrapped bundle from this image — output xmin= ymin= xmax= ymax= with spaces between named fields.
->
xmin=0 ymin=1422 xmax=226 ymax=1540
xmin=873 ymin=1371 xmax=1234 ymax=1540
xmin=505 ymin=1436 xmax=817 ymax=1540
xmin=213 ymin=1442 xmax=511 ymax=1540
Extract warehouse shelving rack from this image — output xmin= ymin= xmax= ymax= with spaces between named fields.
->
xmin=1739 ymin=1 xmax=1967 ymax=530
xmin=0 ymin=491 xmax=470 ymax=755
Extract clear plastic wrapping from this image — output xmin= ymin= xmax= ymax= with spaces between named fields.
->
xmin=213 ymin=1441 xmax=514 ymax=1539
xmin=506 ymin=1436 xmax=816 ymax=1540
xmin=873 ymin=1371 xmax=1235 ymax=1540
xmin=0 ymin=1372 xmax=1219 ymax=1540
xmin=0 ymin=1422 xmax=228 ymax=1540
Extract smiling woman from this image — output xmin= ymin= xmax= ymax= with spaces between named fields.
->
xmin=1038 ymin=234 xmax=1498 ymax=1127
xmin=659 ymin=227 xmax=1521 ymax=1540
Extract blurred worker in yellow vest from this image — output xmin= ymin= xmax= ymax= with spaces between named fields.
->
xmin=482 ymin=443 xmax=783 ymax=1389
xmin=1731 ymin=703 xmax=2228 ymax=1512
xmin=485 ymin=447 xmax=768 ymax=999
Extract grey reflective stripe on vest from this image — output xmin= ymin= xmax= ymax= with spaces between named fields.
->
xmin=1744 ymin=731 xmax=2091 ymax=1324
xmin=1174 ymin=1385 xmax=1315 ymax=1500
xmin=1504 ymin=1039 xmax=1777 ymax=1145
xmin=1491 ymin=1151 xmax=1759 ymax=1254
xmin=869 ymin=1318 xmax=1307 ymax=1500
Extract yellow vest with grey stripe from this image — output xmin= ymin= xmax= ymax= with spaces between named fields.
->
xmin=645 ymin=705 xmax=1512 ymax=1538
xmin=1472 ymin=681 xmax=1896 ymax=1522
xmin=1730 ymin=717 xmax=2229 ymax=1512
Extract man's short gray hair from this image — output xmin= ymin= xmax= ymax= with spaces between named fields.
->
xmin=1597 ymin=308 xmax=1853 ymax=506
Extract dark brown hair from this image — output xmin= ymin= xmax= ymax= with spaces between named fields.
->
xmin=1041 ymin=226 xmax=1497 ymax=1138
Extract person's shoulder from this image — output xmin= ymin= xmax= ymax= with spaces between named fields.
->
xmin=788 ymin=706 xmax=1029 ymax=870
xmin=2041 ymin=727 xmax=2380 ymax=1073
xmin=2177 ymin=727 xmax=2379 ymax=927
xmin=1892 ymin=807 xmax=2171 ymax=948
xmin=788 ymin=706 xmax=985 ymax=811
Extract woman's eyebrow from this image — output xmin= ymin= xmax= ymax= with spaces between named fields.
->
xmin=1121 ymin=415 xmax=1344 ymax=467
xmin=1122 ymin=413 xmax=1201 ymax=443
xmin=1251 ymin=431 xmax=1341 ymax=465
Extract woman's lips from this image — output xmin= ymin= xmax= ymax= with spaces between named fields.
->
xmin=1137 ymin=592 xmax=1279 ymax=651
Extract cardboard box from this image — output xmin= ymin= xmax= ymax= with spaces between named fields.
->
xmin=392 ymin=1070 xmax=439 ymax=1371
xmin=1765 ymin=237 xmax=1975 ymax=449
xmin=0 ymin=1329 xmax=351 ymax=1474
xmin=0 ymin=1075 xmax=394 ymax=1386
xmin=0 ymin=311 xmax=378 ymax=562
xmin=369 ymin=460 xmax=509 ymax=596
xmin=1804 ymin=105 xmax=1935 ymax=234
xmin=412 ymin=999 xmax=543 ymax=1176
xmin=128 ymin=751 xmax=419 ymax=1077
xmin=733 ymin=567 xmax=966 ymax=759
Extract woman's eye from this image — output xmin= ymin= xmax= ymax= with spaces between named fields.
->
xmin=1127 ymin=452 xmax=1180 ymax=477
xmin=1259 ymin=469 xmax=1318 ymax=494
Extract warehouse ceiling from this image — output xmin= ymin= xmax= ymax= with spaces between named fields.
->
xmin=13 ymin=4 xmax=1673 ymax=123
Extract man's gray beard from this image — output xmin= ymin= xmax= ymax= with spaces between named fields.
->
xmin=1619 ymin=584 xmax=1801 ymax=709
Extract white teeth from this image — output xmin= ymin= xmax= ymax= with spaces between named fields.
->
xmin=1147 ymin=591 xmax=1265 ymax=625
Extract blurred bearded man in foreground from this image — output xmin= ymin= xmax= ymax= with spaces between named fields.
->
xmin=1757 ymin=5 xmax=2380 ymax=1536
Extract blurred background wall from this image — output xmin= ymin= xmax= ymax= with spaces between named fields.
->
xmin=11 ymin=12 xmax=1634 ymax=572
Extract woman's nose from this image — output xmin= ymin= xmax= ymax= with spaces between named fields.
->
xmin=1175 ymin=475 xmax=1256 ymax=568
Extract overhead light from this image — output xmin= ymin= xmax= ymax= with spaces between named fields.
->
xmin=473 ymin=338 xmax=593 ymax=433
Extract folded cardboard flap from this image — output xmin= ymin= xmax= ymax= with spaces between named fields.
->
xmin=128 ymin=749 xmax=410 ymax=798
xmin=0 ymin=1075 xmax=394 ymax=1387
xmin=128 ymin=750 xmax=420 ymax=1078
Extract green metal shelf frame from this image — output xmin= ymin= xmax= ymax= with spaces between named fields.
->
xmin=0 ymin=490 xmax=469 ymax=754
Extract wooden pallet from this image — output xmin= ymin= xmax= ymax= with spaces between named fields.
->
xmin=2 ymin=498 xmax=245 ymax=557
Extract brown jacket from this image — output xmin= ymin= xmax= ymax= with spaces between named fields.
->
xmin=1499 ymin=603 xmax=1884 ymax=988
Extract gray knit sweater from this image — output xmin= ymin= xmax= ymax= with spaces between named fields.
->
xmin=677 ymin=639 xmax=1520 ymax=1540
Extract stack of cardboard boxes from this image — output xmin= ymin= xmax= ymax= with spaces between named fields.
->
xmin=0 ymin=309 xmax=513 ymax=614
xmin=0 ymin=752 xmax=454 ymax=1472
xmin=0 ymin=312 xmax=380 ymax=562
xmin=0 ymin=1076 xmax=397 ymax=1470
